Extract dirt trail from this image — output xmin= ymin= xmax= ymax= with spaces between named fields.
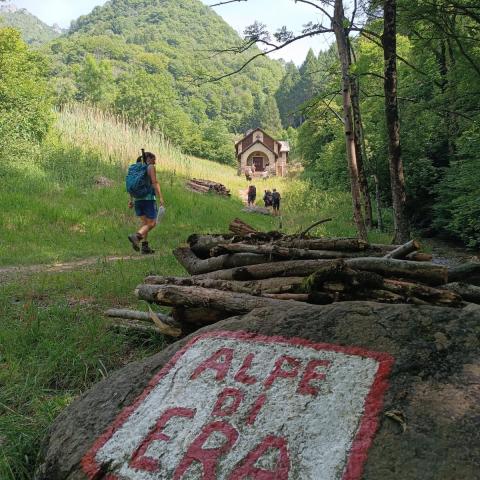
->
xmin=0 ymin=255 xmax=151 ymax=283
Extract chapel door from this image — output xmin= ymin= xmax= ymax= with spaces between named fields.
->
xmin=253 ymin=156 xmax=264 ymax=172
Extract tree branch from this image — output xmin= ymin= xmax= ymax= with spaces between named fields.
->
xmin=355 ymin=71 xmax=386 ymax=81
xmin=348 ymin=0 xmax=358 ymax=33
xmin=209 ymin=0 xmax=247 ymax=7
xmin=321 ymin=98 xmax=344 ymax=123
xmin=294 ymin=0 xmax=333 ymax=21
xmin=196 ymin=27 xmax=334 ymax=84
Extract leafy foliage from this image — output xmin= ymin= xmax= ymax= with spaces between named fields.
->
xmin=0 ymin=28 xmax=53 ymax=153
xmin=434 ymin=123 xmax=480 ymax=247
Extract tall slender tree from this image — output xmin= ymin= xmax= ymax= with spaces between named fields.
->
xmin=383 ymin=0 xmax=410 ymax=242
xmin=349 ymin=42 xmax=373 ymax=229
xmin=333 ymin=0 xmax=368 ymax=240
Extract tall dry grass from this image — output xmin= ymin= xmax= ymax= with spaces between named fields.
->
xmin=56 ymin=104 xmax=291 ymax=196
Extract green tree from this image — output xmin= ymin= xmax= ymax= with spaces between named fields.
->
xmin=256 ymin=96 xmax=283 ymax=137
xmin=298 ymin=49 xmax=321 ymax=102
xmin=199 ymin=119 xmax=235 ymax=165
xmin=115 ymin=71 xmax=194 ymax=147
xmin=275 ymin=61 xmax=302 ymax=128
xmin=75 ymin=54 xmax=115 ymax=106
xmin=0 ymin=27 xmax=53 ymax=152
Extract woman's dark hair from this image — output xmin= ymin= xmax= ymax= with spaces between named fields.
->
xmin=145 ymin=152 xmax=156 ymax=162
xmin=136 ymin=151 xmax=156 ymax=163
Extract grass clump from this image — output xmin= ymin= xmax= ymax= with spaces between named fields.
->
xmin=0 ymin=259 xmax=178 ymax=479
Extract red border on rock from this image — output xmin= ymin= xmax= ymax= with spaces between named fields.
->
xmin=81 ymin=331 xmax=394 ymax=480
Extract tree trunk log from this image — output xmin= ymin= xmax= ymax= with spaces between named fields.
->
xmin=261 ymin=292 xmax=333 ymax=305
xmin=172 ymin=307 xmax=230 ymax=326
xmin=444 ymin=282 xmax=480 ymax=303
xmin=384 ymin=239 xmax=420 ymax=259
xmin=198 ymin=259 xmax=335 ymax=281
xmin=447 ymin=262 xmax=480 ymax=285
xmin=187 ymin=234 xmax=234 ymax=258
xmin=149 ymin=285 xmax=303 ymax=314
xmin=262 ymin=293 xmax=310 ymax=301
xmin=142 ymin=276 xmax=305 ymax=295
xmin=195 ymin=257 xmax=447 ymax=285
xmin=346 ymin=257 xmax=447 ymax=285
xmin=212 ymin=243 xmax=361 ymax=259
xmin=173 ymin=247 xmax=268 ymax=275
xmin=229 ymin=218 xmax=257 ymax=236
xmin=105 ymin=308 xmax=176 ymax=325
xmin=345 ymin=289 xmax=407 ymax=303
xmin=301 ymin=260 xmax=380 ymax=291
xmin=187 ymin=179 xmax=230 ymax=196
xmin=104 ymin=308 xmax=182 ymax=337
xmin=406 ymin=252 xmax=433 ymax=262
xmin=275 ymin=237 xmax=369 ymax=251
xmin=382 ymin=279 xmax=462 ymax=306
xmin=107 ymin=318 xmax=167 ymax=335
xmin=186 ymin=182 xmax=210 ymax=193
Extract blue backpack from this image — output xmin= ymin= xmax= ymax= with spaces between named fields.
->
xmin=125 ymin=163 xmax=152 ymax=198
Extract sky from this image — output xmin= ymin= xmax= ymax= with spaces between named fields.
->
xmin=5 ymin=0 xmax=336 ymax=65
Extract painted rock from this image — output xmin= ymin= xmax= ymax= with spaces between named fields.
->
xmin=36 ymin=302 xmax=480 ymax=480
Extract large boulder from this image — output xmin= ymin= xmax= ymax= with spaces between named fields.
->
xmin=36 ymin=301 xmax=480 ymax=480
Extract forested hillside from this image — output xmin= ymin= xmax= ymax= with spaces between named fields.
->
xmin=43 ymin=0 xmax=283 ymax=164
xmin=0 ymin=4 xmax=61 ymax=45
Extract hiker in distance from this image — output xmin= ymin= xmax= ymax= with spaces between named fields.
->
xmin=263 ymin=189 xmax=273 ymax=209
xmin=272 ymin=188 xmax=281 ymax=216
xmin=247 ymin=183 xmax=257 ymax=206
xmin=126 ymin=150 xmax=165 ymax=254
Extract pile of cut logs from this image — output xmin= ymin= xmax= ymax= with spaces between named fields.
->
xmin=186 ymin=178 xmax=230 ymax=196
xmin=106 ymin=219 xmax=480 ymax=338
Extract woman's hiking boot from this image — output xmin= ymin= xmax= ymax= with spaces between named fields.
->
xmin=141 ymin=241 xmax=155 ymax=254
xmin=128 ymin=233 xmax=142 ymax=251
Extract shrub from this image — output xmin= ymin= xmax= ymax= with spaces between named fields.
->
xmin=434 ymin=122 xmax=480 ymax=246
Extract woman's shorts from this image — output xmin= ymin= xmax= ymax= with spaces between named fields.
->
xmin=134 ymin=200 xmax=157 ymax=219
xmin=273 ymin=201 xmax=280 ymax=210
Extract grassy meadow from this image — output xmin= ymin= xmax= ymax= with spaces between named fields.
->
xmin=0 ymin=104 xmax=391 ymax=479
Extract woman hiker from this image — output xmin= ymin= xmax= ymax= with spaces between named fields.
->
xmin=247 ymin=184 xmax=257 ymax=206
xmin=272 ymin=188 xmax=281 ymax=216
xmin=127 ymin=151 xmax=165 ymax=254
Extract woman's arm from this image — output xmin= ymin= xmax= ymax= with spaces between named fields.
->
xmin=148 ymin=165 xmax=165 ymax=206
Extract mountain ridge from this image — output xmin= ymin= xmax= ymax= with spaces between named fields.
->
xmin=0 ymin=3 xmax=64 ymax=45
xmin=43 ymin=0 xmax=285 ymax=163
